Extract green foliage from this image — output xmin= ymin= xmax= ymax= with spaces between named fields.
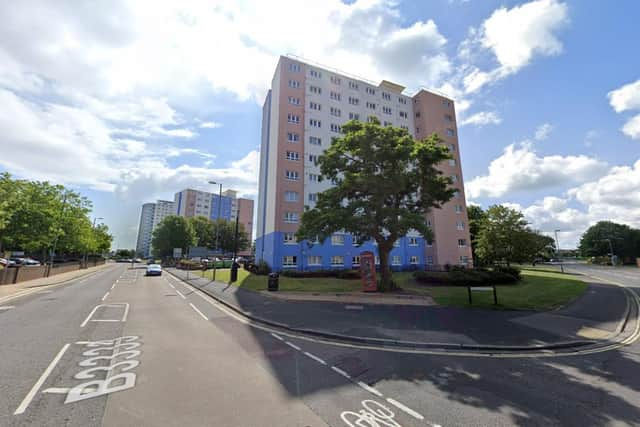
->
xmin=115 ymin=249 xmax=136 ymax=258
xmin=296 ymin=118 xmax=454 ymax=291
xmin=579 ymin=221 xmax=640 ymax=263
xmin=188 ymin=216 xmax=250 ymax=254
xmin=412 ymin=267 xmax=520 ymax=286
xmin=151 ymin=215 xmax=196 ymax=258
xmin=244 ymin=259 xmax=271 ymax=275
xmin=467 ymin=204 xmax=486 ymax=263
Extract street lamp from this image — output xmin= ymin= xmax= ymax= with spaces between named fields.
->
xmin=554 ymin=229 xmax=564 ymax=273
xmin=208 ymin=180 xmax=223 ymax=257
xmin=600 ymin=238 xmax=616 ymax=266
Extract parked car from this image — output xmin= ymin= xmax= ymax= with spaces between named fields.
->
xmin=0 ymin=257 xmax=16 ymax=266
xmin=9 ymin=257 xmax=41 ymax=266
xmin=146 ymin=264 xmax=162 ymax=276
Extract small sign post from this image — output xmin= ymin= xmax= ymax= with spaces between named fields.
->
xmin=359 ymin=251 xmax=377 ymax=292
xmin=173 ymin=248 xmax=182 ymax=259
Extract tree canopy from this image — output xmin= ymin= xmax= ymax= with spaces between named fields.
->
xmin=579 ymin=221 xmax=640 ymax=262
xmin=188 ymin=217 xmax=250 ymax=254
xmin=151 ymin=215 xmax=195 ymax=258
xmin=296 ymin=118 xmax=454 ymax=290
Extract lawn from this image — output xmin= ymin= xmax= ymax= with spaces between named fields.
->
xmin=197 ymin=268 xmax=587 ymax=311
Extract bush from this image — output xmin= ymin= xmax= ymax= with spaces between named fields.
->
xmin=177 ymin=259 xmax=202 ymax=270
xmin=244 ymin=260 xmax=271 ymax=275
xmin=413 ymin=267 xmax=519 ymax=286
xmin=492 ymin=265 xmax=521 ymax=281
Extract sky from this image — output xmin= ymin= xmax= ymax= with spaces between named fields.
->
xmin=1 ymin=0 xmax=639 ymax=250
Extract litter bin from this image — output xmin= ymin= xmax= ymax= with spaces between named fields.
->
xmin=268 ymin=272 xmax=279 ymax=291
xmin=230 ymin=261 xmax=239 ymax=283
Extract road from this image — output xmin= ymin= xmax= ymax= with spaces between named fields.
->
xmin=1 ymin=262 xmax=639 ymax=426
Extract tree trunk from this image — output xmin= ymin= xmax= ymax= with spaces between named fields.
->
xmin=377 ymin=244 xmax=394 ymax=292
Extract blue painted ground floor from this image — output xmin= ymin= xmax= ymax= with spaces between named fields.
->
xmin=256 ymin=232 xmax=438 ymax=272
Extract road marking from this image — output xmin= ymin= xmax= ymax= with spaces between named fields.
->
xmin=176 ymin=290 xmax=186 ymax=299
xmin=331 ymin=366 xmax=351 ymax=379
xmin=81 ymin=303 xmax=130 ymax=327
xmin=111 ymin=284 xmax=115 ymax=290
xmin=271 ymin=332 xmax=284 ymax=341
xmin=356 ymin=381 xmax=383 ymax=397
xmin=168 ymin=283 xmax=175 ymax=289
xmin=285 ymin=341 xmax=301 ymax=351
xmin=42 ymin=387 xmax=71 ymax=394
xmin=303 ymin=351 xmax=327 ymax=365
xmin=386 ymin=397 xmax=424 ymax=421
xmin=189 ymin=303 xmax=208 ymax=320
xmin=101 ymin=292 xmax=110 ymax=301
xmin=345 ymin=305 xmax=364 ymax=310
xmin=14 ymin=343 xmax=70 ymax=415
xmin=38 ymin=290 xmax=54 ymax=294
xmin=0 ymin=305 xmax=15 ymax=311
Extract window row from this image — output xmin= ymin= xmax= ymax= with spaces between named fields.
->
xmin=282 ymin=255 xmax=422 ymax=267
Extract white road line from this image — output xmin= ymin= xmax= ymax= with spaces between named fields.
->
xmin=385 ymin=398 xmax=424 ymax=421
xmin=176 ymin=290 xmax=186 ymax=299
xmin=101 ymin=292 xmax=110 ymax=301
xmin=285 ymin=341 xmax=301 ymax=351
xmin=42 ymin=387 xmax=70 ymax=394
xmin=168 ymin=283 xmax=175 ymax=289
xmin=80 ymin=305 xmax=100 ymax=327
xmin=0 ymin=305 xmax=15 ymax=311
xmin=303 ymin=351 xmax=327 ymax=365
xmin=111 ymin=284 xmax=115 ymax=290
xmin=271 ymin=332 xmax=284 ymax=341
xmin=189 ymin=303 xmax=209 ymax=320
xmin=357 ymin=381 xmax=383 ymax=397
xmin=331 ymin=366 xmax=351 ymax=379
xmin=14 ymin=343 xmax=70 ymax=415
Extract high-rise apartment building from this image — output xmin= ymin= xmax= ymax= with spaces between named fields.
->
xmin=135 ymin=200 xmax=176 ymax=257
xmin=174 ymin=188 xmax=254 ymax=245
xmin=256 ymin=55 xmax=473 ymax=271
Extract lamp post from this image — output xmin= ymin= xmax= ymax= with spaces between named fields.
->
xmin=554 ymin=229 xmax=564 ymax=273
xmin=84 ymin=217 xmax=104 ymax=268
xmin=601 ymin=238 xmax=616 ymax=266
xmin=208 ymin=181 xmax=223 ymax=257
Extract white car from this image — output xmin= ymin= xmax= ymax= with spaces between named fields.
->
xmin=145 ymin=264 xmax=162 ymax=276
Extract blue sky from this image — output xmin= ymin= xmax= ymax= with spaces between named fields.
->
xmin=1 ymin=0 xmax=639 ymax=249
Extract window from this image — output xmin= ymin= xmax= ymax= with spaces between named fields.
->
xmin=352 ymin=236 xmax=359 ymax=246
xmin=409 ymin=237 xmax=418 ymax=246
xmin=330 ymin=76 xmax=341 ymax=85
xmin=352 ymin=256 xmax=360 ymax=266
xmin=284 ymin=191 xmax=298 ymax=202
xmin=283 ymin=232 xmax=296 ymax=244
xmin=383 ymin=121 xmax=392 ymax=127
xmin=309 ymin=118 xmax=321 ymax=127
xmin=365 ymin=87 xmax=375 ymax=95
xmin=288 ymin=63 xmax=300 ymax=72
xmin=308 ymin=193 xmax=317 ymax=202
xmin=454 ymin=191 xmax=460 ymax=198
xmin=288 ymin=96 xmax=300 ymax=105
xmin=309 ymin=69 xmax=322 ymax=78
xmin=458 ymin=239 xmax=467 ymax=247
xmin=330 ymin=91 xmax=341 ymax=101
xmin=331 ymin=256 xmax=344 ymax=266
xmin=330 ymin=107 xmax=341 ymax=117
xmin=330 ymin=123 xmax=341 ymax=133
xmin=367 ymin=116 xmax=378 ymax=123
xmin=442 ymin=99 xmax=452 ymax=107
xmin=451 ymin=174 xmax=458 ymax=183
xmin=375 ymin=256 xmax=380 ymax=265
xmin=283 ymin=256 xmax=297 ymax=267
xmin=415 ymin=111 xmax=421 ymax=118
xmin=309 ymin=101 xmax=321 ymax=111
xmin=308 ymin=255 xmax=322 ymax=266
xmin=449 ymin=144 xmax=456 ymax=152
xmin=456 ymin=221 xmax=465 ymax=230
xmin=399 ymin=111 xmax=408 ymax=119
xmin=426 ymin=256 xmax=434 ymax=265
xmin=309 ymin=85 xmax=322 ymax=94
xmin=285 ymin=170 xmax=299 ymax=181
xmin=444 ymin=114 xmax=453 ymax=122
xmin=286 ymin=151 xmax=300 ymax=161
xmin=349 ymin=112 xmax=360 ymax=120
xmin=288 ymin=79 xmax=300 ymax=88
xmin=382 ymin=106 xmax=392 ymax=115
xmin=284 ymin=212 xmax=299 ymax=223
xmin=366 ymin=101 xmax=376 ymax=110
xmin=308 ymin=154 xmax=318 ymax=163
xmin=348 ymin=96 xmax=359 ymax=106
xmin=331 ymin=234 xmax=345 ymax=246
xmin=309 ymin=136 xmax=321 ymax=145
xmin=446 ymin=128 xmax=455 ymax=137
xmin=460 ymin=256 xmax=469 ymax=265
xmin=416 ymin=127 xmax=420 ymax=133
xmin=392 ymin=256 xmax=401 ymax=265
xmin=287 ymin=132 xmax=299 ymax=142
xmin=455 ymin=205 xmax=463 ymax=213
xmin=427 ymin=219 xmax=432 ymax=227
xmin=410 ymin=256 xmax=419 ymax=265
xmin=287 ymin=113 xmax=300 ymax=124
xmin=449 ymin=159 xmax=456 ymax=166
xmin=348 ymin=81 xmax=359 ymax=90
xmin=426 ymin=239 xmax=433 ymax=247
xmin=382 ymin=92 xmax=391 ymax=101
xmin=393 ymin=239 xmax=400 ymax=247
xmin=308 ymin=173 xmax=319 ymax=182
xmin=399 ymin=97 xmax=407 ymax=105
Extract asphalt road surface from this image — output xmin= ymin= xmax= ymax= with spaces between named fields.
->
xmin=1 ymin=263 xmax=639 ymax=426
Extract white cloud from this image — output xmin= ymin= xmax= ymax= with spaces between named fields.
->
xmin=534 ymin=123 xmax=553 ymax=140
xmin=608 ymin=79 xmax=640 ymax=113
xmin=200 ymin=121 xmax=223 ymax=129
xmin=459 ymin=111 xmax=502 ymax=127
xmin=622 ymin=114 xmax=640 ymax=140
xmin=466 ymin=142 xmax=607 ymax=198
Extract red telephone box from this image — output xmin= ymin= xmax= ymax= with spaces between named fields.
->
xmin=359 ymin=251 xmax=377 ymax=292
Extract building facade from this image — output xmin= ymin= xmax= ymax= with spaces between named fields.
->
xmin=255 ymin=55 xmax=473 ymax=271
xmin=135 ymin=203 xmax=156 ymax=258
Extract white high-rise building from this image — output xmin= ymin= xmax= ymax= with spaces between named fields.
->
xmin=135 ymin=200 xmax=176 ymax=257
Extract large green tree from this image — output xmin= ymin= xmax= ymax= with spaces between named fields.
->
xmin=296 ymin=118 xmax=454 ymax=290
xmin=467 ymin=205 xmax=486 ymax=265
xmin=579 ymin=221 xmax=640 ymax=262
xmin=215 ymin=219 xmax=250 ymax=254
xmin=151 ymin=215 xmax=196 ymax=258
xmin=189 ymin=216 xmax=216 ymax=248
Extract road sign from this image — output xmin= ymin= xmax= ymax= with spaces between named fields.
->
xmin=172 ymin=248 xmax=182 ymax=259
xmin=360 ymin=251 xmax=377 ymax=292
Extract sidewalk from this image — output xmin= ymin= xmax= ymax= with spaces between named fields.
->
xmin=168 ymin=268 xmax=631 ymax=349
xmin=0 ymin=263 xmax=113 ymax=302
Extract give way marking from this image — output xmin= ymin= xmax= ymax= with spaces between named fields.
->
xmin=81 ymin=303 xmax=129 ymax=327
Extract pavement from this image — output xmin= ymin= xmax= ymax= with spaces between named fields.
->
xmin=167 ymin=267 xmax=633 ymax=350
xmin=1 ymin=262 xmax=640 ymax=426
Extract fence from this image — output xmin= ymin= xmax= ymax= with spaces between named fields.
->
xmin=0 ymin=259 xmax=105 ymax=285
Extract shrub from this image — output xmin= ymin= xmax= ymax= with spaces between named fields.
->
xmin=244 ymin=260 xmax=271 ymax=275
xmin=412 ymin=267 xmax=519 ymax=286
xmin=492 ymin=265 xmax=521 ymax=281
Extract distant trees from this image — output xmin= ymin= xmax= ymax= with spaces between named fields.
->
xmin=474 ymin=205 xmax=555 ymax=265
xmin=579 ymin=221 xmax=640 ymax=263
xmin=151 ymin=216 xmax=195 ymax=258
xmin=0 ymin=173 xmax=112 ymax=258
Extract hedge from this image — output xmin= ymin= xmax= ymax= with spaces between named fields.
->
xmin=413 ymin=267 xmax=520 ymax=286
